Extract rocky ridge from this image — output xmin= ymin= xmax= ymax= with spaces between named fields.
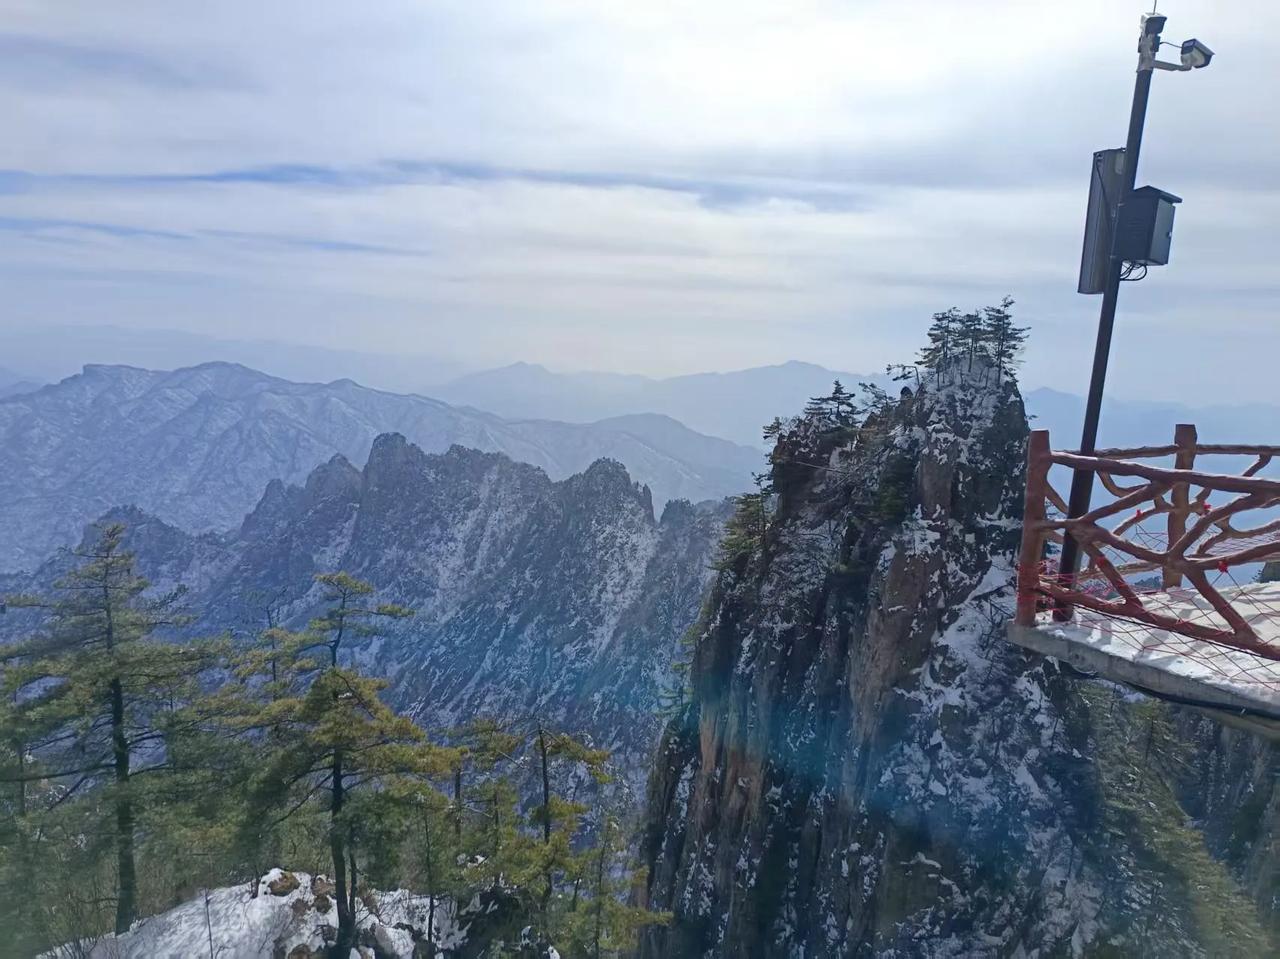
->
xmin=0 ymin=361 xmax=759 ymax=571
xmin=637 ymin=363 xmax=1277 ymax=957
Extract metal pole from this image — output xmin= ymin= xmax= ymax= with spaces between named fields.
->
xmin=1055 ymin=17 xmax=1162 ymax=616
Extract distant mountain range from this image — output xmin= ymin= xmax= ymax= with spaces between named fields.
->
xmin=0 ymin=362 xmax=760 ymax=571
xmin=4 ymin=351 xmax=1274 ymax=573
xmin=0 ymin=364 xmax=40 ymax=399
xmin=1023 ymin=387 xmax=1280 ymax=451
xmin=436 ymin=360 xmax=880 ymax=448
xmin=0 ymin=323 xmax=464 ymax=395
xmin=438 ymin=360 xmax=1280 ymax=453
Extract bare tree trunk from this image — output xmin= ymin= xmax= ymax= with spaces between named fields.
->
xmin=490 ymin=783 xmax=501 ymax=881
xmin=110 ymin=676 xmax=137 ymax=935
xmin=101 ymin=574 xmax=138 ymax=938
xmin=591 ymin=825 xmax=609 ymax=959
xmin=453 ymin=763 xmax=463 ymax=842
xmin=110 ymin=678 xmax=137 ymax=935
xmin=204 ymin=887 xmax=216 ymax=959
xmin=330 ymin=748 xmax=353 ymax=955
xmin=348 ymin=833 xmax=358 ymax=922
xmin=12 ymin=734 xmax=32 ymax=944
xmin=537 ymin=723 xmax=554 ymax=928
xmin=422 ymin=808 xmax=437 ymax=948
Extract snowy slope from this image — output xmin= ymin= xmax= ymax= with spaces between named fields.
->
xmin=45 ymin=869 xmax=498 ymax=959
xmin=0 ymin=362 xmax=760 ymax=571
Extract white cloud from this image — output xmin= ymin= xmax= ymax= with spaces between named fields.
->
xmin=1 ymin=0 xmax=1278 ymax=400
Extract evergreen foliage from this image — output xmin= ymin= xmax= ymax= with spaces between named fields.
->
xmin=803 ymin=379 xmax=860 ymax=432
xmin=0 ymin=523 xmax=222 ymax=938
xmin=0 ymin=538 xmax=666 ymax=957
xmin=983 ymin=296 xmax=1029 ymax=382
xmin=714 ymin=491 xmax=770 ymax=571
xmin=916 ymin=296 xmax=1028 ymax=383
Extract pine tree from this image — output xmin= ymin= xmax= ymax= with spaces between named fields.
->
xmin=530 ymin=721 xmax=610 ymax=942
xmin=804 ymin=380 xmax=860 ymax=432
xmin=858 ymin=382 xmax=893 ymax=420
xmin=917 ymin=308 xmax=960 ymax=374
xmin=761 ymin=416 xmax=785 ymax=446
xmin=231 ymin=571 xmax=446 ymax=955
xmin=828 ymin=380 xmax=858 ymax=426
xmin=0 ymin=523 xmax=217 ymax=936
xmin=558 ymin=810 xmax=671 ymax=958
xmin=956 ymin=308 xmax=989 ymax=372
xmin=803 ymin=389 xmax=835 ymax=424
xmin=886 ymin=362 xmax=920 ymax=386
xmin=0 ymin=684 xmax=46 ymax=954
xmin=656 ymin=621 xmax=702 ymax=718
xmin=982 ymin=295 xmax=1029 ymax=382
xmin=714 ymin=492 xmax=769 ymax=571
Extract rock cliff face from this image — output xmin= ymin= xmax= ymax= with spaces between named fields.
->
xmin=638 ymin=367 xmax=1276 ymax=957
xmin=1169 ymin=715 xmax=1279 ymax=939
xmin=12 ymin=436 xmax=729 ymax=796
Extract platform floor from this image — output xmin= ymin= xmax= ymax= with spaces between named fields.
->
xmin=1007 ymin=582 xmax=1280 ymax=740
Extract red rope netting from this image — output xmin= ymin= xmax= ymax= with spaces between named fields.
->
xmin=1019 ymin=557 xmax=1280 ymax=692
xmin=1018 ymin=498 xmax=1280 ymax=690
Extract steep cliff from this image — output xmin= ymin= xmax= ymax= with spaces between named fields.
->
xmin=638 ymin=366 xmax=1275 ymax=957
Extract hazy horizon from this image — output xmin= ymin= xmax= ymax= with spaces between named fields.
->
xmin=5 ymin=319 xmax=1279 ymax=414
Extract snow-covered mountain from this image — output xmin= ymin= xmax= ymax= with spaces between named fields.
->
xmin=0 ymin=362 xmax=759 ymax=572
xmin=20 ymin=436 xmax=729 ymax=797
xmin=0 ymin=322 xmax=465 ymax=393
xmin=637 ymin=365 xmax=1278 ymax=956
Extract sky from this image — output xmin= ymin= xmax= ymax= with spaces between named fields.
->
xmin=2 ymin=0 xmax=1279 ymax=400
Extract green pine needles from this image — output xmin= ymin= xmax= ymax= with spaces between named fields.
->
xmin=0 ymin=523 xmax=665 ymax=957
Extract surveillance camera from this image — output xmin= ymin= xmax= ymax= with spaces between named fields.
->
xmin=1142 ymin=14 xmax=1167 ymax=37
xmin=1181 ymin=38 xmax=1214 ymax=69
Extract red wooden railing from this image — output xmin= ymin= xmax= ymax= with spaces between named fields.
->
xmin=1015 ymin=425 xmax=1280 ymax=662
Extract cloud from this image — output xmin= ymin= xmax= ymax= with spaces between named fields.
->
xmin=0 ymin=32 xmax=242 ymax=91
xmin=0 ymin=159 xmax=871 ymax=211
xmin=0 ymin=0 xmax=1278 ymax=402
xmin=0 ymin=215 xmax=191 ymax=242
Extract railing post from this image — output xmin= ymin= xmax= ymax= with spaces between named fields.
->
xmin=1016 ymin=430 xmax=1051 ymax=626
xmin=1163 ymin=423 xmax=1197 ymax=590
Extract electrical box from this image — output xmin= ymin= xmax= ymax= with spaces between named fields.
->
xmin=1078 ymin=148 xmax=1126 ymax=294
xmin=1115 ymin=186 xmax=1181 ymax=266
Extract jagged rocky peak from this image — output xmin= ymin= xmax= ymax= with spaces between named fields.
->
xmin=303 ymin=452 xmax=362 ymax=500
xmin=0 ymin=362 xmax=761 ymax=572
xmin=659 ymin=496 xmax=701 ymax=529
xmin=638 ymin=361 xmax=1276 ymax=957
xmin=362 ymin=430 xmax=423 ymax=480
xmin=23 ymin=433 xmax=734 ymax=805
xmin=563 ymin=456 xmax=655 ymax=520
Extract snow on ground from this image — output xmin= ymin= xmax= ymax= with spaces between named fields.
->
xmin=42 ymin=869 xmax=453 ymax=959
xmin=1023 ymin=582 xmax=1280 ymax=715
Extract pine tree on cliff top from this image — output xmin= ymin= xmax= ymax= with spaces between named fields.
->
xmin=983 ymin=295 xmax=1028 ymax=383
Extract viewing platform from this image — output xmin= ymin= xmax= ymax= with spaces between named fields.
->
xmin=1008 ymin=426 xmax=1280 ymax=739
